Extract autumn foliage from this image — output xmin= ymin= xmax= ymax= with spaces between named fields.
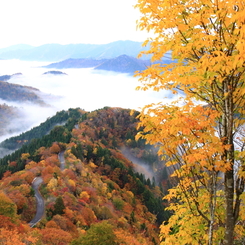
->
xmin=135 ymin=0 xmax=245 ymax=244
xmin=0 ymin=107 xmax=166 ymax=245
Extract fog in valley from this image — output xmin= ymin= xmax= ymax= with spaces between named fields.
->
xmin=121 ymin=147 xmax=155 ymax=181
xmin=0 ymin=59 xmax=177 ymax=142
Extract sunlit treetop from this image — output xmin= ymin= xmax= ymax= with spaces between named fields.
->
xmin=135 ymin=0 xmax=245 ymax=111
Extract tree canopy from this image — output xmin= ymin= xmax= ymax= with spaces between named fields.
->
xmin=71 ymin=221 xmax=117 ymax=245
xmin=135 ymin=0 xmax=245 ymax=244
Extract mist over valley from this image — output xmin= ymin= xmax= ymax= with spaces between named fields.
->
xmin=0 ymin=59 xmax=176 ymax=143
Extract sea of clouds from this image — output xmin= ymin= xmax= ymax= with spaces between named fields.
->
xmin=0 ymin=59 xmax=177 ymax=142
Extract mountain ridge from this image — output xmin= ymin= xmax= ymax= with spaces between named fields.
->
xmin=0 ymin=80 xmax=47 ymax=105
xmin=44 ymin=54 xmax=172 ymax=74
xmin=44 ymin=54 xmax=153 ymax=74
xmin=0 ymin=41 xmax=149 ymax=61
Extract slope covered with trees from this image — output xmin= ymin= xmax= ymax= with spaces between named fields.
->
xmin=0 ymin=108 xmax=81 ymax=151
xmin=0 ymin=80 xmax=46 ymax=105
xmin=0 ymin=107 xmax=170 ymax=244
xmin=0 ymin=80 xmax=50 ymax=135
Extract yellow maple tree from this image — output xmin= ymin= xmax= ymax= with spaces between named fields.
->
xmin=135 ymin=0 xmax=245 ymax=244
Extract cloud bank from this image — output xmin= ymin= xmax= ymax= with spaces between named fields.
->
xmin=0 ymin=60 xmax=178 ymax=141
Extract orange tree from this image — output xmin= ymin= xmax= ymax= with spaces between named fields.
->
xmin=135 ymin=0 xmax=245 ymax=244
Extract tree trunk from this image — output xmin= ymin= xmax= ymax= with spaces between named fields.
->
xmin=224 ymin=170 xmax=235 ymax=245
xmin=223 ymin=80 xmax=235 ymax=245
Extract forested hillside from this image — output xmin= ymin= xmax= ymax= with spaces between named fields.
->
xmin=0 ymin=79 xmax=59 ymax=139
xmin=0 ymin=79 xmax=50 ymax=133
xmin=0 ymin=107 xmax=171 ymax=244
xmin=0 ymin=80 xmax=46 ymax=105
xmin=0 ymin=108 xmax=81 ymax=151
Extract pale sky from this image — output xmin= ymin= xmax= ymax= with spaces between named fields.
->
xmin=0 ymin=0 xmax=149 ymax=49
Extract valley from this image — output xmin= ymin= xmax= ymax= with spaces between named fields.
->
xmin=0 ymin=106 xmax=171 ymax=244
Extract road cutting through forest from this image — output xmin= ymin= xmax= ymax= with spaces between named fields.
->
xmin=28 ymin=177 xmax=44 ymax=227
xmin=28 ymin=151 xmax=65 ymax=227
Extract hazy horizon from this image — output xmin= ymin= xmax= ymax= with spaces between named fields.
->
xmin=0 ymin=1 xmax=149 ymax=49
xmin=0 ymin=40 xmax=144 ymax=50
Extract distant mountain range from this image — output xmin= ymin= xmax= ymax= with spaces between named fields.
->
xmin=44 ymin=54 xmax=172 ymax=74
xmin=0 ymin=41 xmax=151 ymax=61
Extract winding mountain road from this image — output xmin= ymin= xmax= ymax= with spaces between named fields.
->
xmin=28 ymin=151 xmax=65 ymax=227
xmin=28 ymin=177 xmax=44 ymax=227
